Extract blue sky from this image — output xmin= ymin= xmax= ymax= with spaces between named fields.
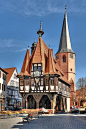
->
xmin=0 ymin=0 xmax=86 ymax=84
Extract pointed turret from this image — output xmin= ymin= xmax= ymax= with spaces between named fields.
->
xmin=17 ymin=46 xmax=31 ymax=76
xmin=37 ymin=21 xmax=44 ymax=37
xmin=56 ymin=8 xmax=74 ymax=54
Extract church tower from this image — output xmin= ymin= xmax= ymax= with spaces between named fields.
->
xmin=55 ymin=8 xmax=75 ymax=93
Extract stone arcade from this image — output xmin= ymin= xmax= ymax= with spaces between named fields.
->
xmin=17 ymin=9 xmax=75 ymax=113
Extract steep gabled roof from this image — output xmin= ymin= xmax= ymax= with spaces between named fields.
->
xmin=17 ymin=48 xmax=31 ymax=76
xmin=56 ymin=9 xmax=74 ymax=54
xmin=0 ymin=67 xmax=8 ymax=74
xmin=3 ymin=67 xmax=16 ymax=84
xmin=44 ymin=48 xmax=59 ymax=75
xmin=31 ymin=37 xmax=48 ymax=74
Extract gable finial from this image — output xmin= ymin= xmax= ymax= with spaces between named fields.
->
xmin=28 ymin=46 xmax=29 ymax=49
xmin=40 ymin=20 xmax=42 ymax=30
xmin=37 ymin=21 xmax=44 ymax=37
xmin=49 ymin=45 xmax=50 ymax=48
xmin=34 ymin=38 xmax=36 ymax=43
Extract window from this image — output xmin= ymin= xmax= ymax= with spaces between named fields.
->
xmin=34 ymin=64 xmax=37 ymax=71
xmin=50 ymin=78 xmax=54 ymax=85
xmin=41 ymin=78 xmax=43 ymax=85
xmin=3 ymin=73 xmax=6 ymax=80
xmin=0 ymin=83 xmax=1 ymax=89
xmin=25 ymin=79 xmax=29 ymax=86
xmin=38 ymin=66 xmax=41 ymax=71
xmin=56 ymin=55 xmax=59 ymax=60
xmin=45 ymin=78 xmax=49 ymax=85
xmin=54 ymin=78 xmax=58 ymax=86
xmin=70 ymin=53 xmax=73 ymax=59
xmin=9 ymin=90 xmax=11 ymax=95
xmin=20 ymin=79 xmax=24 ymax=86
xmin=4 ymin=85 xmax=5 ymax=91
xmin=63 ymin=56 xmax=66 ymax=62
xmin=14 ymin=74 xmax=16 ymax=79
xmin=2 ymin=84 xmax=4 ymax=91
xmin=70 ymin=68 xmax=72 ymax=71
xmin=31 ymin=78 xmax=34 ymax=86
xmin=0 ymin=71 xmax=1 ymax=78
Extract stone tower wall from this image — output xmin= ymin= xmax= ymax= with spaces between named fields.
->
xmin=55 ymin=52 xmax=75 ymax=90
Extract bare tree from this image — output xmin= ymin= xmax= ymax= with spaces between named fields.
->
xmin=76 ymin=77 xmax=86 ymax=106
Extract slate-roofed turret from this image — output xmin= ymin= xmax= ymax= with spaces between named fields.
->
xmin=56 ymin=8 xmax=74 ymax=54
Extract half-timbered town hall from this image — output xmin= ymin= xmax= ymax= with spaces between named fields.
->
xmin=17 ymin=8 xmax=75 ymax=112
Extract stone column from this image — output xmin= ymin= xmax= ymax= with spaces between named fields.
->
xmin=26 ymin=99 xmax=28 ymax=109
xmin=51 ymin=94 xmax=57 ymax=114
xmin=22 ymin=98 xmax=26 ymax=109
xmin=51 ymin=100 xmax=53 ymax=109
xmin=36 ymin=101 xmax=39 ymax=109
xmin=67 ymin=97 xmax=70 ymax=112
xmin=63 ymin=97 xmax=65 ymax=111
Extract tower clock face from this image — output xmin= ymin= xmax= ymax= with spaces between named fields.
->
xmin=35 ymin=71 xmax=39 ymax=76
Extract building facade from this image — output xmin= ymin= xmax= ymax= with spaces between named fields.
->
xmin=0 ymin=67 xmax=8 ymax=111
xmin=3 ymin=67 xmax=22 ymax=110
xmin=17 ymin=9 xmax=74 ymax=112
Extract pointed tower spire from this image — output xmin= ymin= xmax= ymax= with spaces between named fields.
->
xmin=56 ymin=8 xmax=74 ymax=54
xmin=37 ymin=21 xmax=44 ymax=37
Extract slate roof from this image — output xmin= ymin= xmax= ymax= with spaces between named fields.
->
xmin=3 ymin=67 xmax=16 ymax=84
xmin=56 ymin=9 xmax=74 ymax=54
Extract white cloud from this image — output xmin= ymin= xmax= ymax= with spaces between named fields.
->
xmin=0 ymin=0 xmax=86 ymax=16
xmin=0 ymin=39 xmax=29 ymax=52
xmin=11 ymin=48 xmax=27 ymax=52
xmin=0 ymin=39 xmax=15 ymax=47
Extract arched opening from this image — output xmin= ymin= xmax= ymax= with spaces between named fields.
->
xmin=27 ymin=95 xmax=36 ymax=109
xmin=39 ymin=95 xmax=51 ymax=109
xmin=63 ymin=56 xmax=66 ymax=62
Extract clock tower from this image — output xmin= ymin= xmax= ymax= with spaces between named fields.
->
xmin=55 ymin=8 xmax=75 ymax=106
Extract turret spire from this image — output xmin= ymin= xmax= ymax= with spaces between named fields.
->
xmin=37 ymin=21 xmax=44 ymax=37
xmin=56 ymin=8 xmax=74 ymax=54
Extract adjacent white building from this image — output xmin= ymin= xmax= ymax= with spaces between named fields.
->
xmin=3 ymin=67 xmax=22 ymax=110
xmin=0 ymin=67 xmax=8 ymax=111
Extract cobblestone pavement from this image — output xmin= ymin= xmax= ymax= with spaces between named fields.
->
xmin=0 ymin=114 xmax=86 ymax=129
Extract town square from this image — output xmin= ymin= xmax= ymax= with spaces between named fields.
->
xmin=0 ymin=0 xmax=86 ymax=129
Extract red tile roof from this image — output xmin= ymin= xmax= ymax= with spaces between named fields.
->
xmin=17 ymin=37 xmax=70 ymax=85
xmin=3 ymin=67 xmax=16 ymax=84
xmin=17 ymin=49 xmax=31 ymax=76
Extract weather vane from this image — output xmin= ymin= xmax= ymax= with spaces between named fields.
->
xmin=34 ymin=38 xmax=36 ymax=42
xmin=65 ymin=4 xmax=67 ymax=9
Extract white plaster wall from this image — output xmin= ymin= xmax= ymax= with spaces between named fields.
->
xmin=0 ymin=70 xmax=7 ymax=97
xmin=67 ymin=97 xmax=70 ymax=112
xmin=8 ymin=69 xmax=19 ymax=87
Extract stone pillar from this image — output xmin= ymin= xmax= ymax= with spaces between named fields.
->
xmin=51 ymin=94 xmax=57 ymax=114
xmin=36 ymin=101 xmax=39 ymax=109
xmin=63 ymin=97 xmax=65 ymax=111
xmin=26 ymin=99 xmax=28 ymax=109
xmin=67 ymin=97 xmax=70 ymax=112
xmin=22 ymin=98 xmax=26 ymax=109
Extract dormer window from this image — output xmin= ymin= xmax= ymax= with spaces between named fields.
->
xmin=63 ymin=56 xmax=66 ymax=62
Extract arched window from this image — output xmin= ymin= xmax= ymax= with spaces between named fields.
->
xmin=63 ymin=56 xmax=66 ymax=62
